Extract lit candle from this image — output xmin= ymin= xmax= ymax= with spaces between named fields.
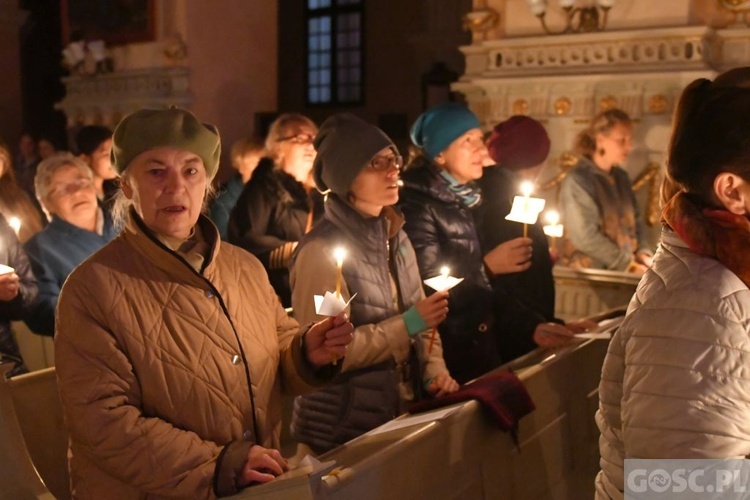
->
xmin=520 ymin=182 xmax=534 ymax=238
xmin=428 ymin=266 xmax=452 ymax=354
xmin=333 ymin=247 xmax=347 ymax=299
xmin=543 ymin=210 xmax=564 ymax=245
xmin=8 ymin=217 xmax=21 ymax=236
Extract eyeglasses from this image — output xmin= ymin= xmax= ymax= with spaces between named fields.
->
xmin=47 ymin=178 xmax=93 ymax=200
xmin=368 ymin=154 xmax=403 ymax=172
xmin=277 ymin=133 xmax=315 ymax=145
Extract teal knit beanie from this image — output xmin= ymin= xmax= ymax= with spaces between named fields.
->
xmin=410 ymin=103 xmax=481 ymax=160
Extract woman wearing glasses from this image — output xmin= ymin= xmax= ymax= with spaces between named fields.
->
xmin=228 ymin=113 xmax=324 ymax=306
xmin=23 ymin=153 xmax=117 ymax=336
xmin=289 ymin=113 xmax=458 ymax=455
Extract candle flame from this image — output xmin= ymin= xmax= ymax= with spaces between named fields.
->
xmin=440 ymin=266 xmax=450 ymax=278
xmin=333 ymin=247 xmax=347 ymax=264
xmin=8 ymin=217 xmax=21 ymax=235
xmin=520 ymin=181 xmax=534 ymax=198
xmin=545 ymin=210 xmax=559 ymax=226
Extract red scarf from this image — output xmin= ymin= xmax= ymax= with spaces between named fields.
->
xmin=662 ymin=192 xmax=750 ymax=288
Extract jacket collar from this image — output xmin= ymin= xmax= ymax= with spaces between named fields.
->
xmin=401 ymin=158 xmax=463 ymax=205
xmin=123 ymin=208 xmax=221 ymax=283
xmin=324 ymin=195 xmax=403 ymax=250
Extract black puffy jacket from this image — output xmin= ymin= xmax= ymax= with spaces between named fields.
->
xmin=227 ymin=158 xmax=324 ymax=306
xmin=0 ymin=214 xmax=37 ymax=376
xmin=399 ymin=160 xmax=500 ymax=383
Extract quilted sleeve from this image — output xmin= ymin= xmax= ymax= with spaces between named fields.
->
xmin=55 ymin=274 xmax=223 ymax=499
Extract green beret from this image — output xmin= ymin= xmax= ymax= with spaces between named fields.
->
xmin=111 ymin=107 xmax=221 ymax=180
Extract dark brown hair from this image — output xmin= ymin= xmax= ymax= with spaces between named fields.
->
xmin=575 ymin=108 xmax=632 ymax=159
xmin=667 ymin=67 xmax=750 ymax=204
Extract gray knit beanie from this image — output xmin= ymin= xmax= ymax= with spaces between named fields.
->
xmin=312 ymin=113 xmax=395 ymax=196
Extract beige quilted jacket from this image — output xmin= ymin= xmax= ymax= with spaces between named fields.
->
xmin=596 ymin=229 xmax=750 ymax=499
xmin=55 ymin=213 xmax=329 ymax=499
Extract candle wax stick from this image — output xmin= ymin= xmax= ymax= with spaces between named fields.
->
xmin=523 ymin=223 xmax=528 ymax=238
xmin=428 ymin=327 xmax=438 ymax=354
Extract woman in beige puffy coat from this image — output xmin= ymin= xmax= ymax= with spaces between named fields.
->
xmin=55 ymin=107 xmax=353 ymax=499
xmin=596 ymin=68 xmax=750 ymax=499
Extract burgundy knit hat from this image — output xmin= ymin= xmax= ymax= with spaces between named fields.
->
xmin=487 ymin=115 xmax=551 ymax=171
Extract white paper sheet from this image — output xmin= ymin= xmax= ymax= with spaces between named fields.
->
xmin=505 ymin=195 xmax=546 ymax=225
xmin=0 ymin=264 xmax=14 ymax=276
xmin=423 ymin=275 xmax=463 ymax=292
xmin=314 ymin=292 xmax=357 ymax=316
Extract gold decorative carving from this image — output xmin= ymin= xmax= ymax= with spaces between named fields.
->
xmin=599 ymin=95 xmax=618 ymax=111
xmin=648 ymin=94 xmax=668 ymax=115
xmin=554 ymin=97 xmax=572 ymax=116
xmin=462 ymin=8 xmax=500 ymax=42
xmin=512 ymin=99 xmax=529 ymax=115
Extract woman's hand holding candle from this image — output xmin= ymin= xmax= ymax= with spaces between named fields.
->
xmin=483 ymin=237 xmax=533 ymax=276
xmin=304 ymin=312 xmax=354 ymax=368
xmin=415 ymin=290 xmax=449 ymax=329
xmin=0 ymin=272 xmax=21 ymax=302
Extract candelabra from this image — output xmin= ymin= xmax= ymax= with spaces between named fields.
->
xmin=527 ymin=0 xmax=615 ymax=35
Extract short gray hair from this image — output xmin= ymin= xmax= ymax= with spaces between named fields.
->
xmin=34 ymin=152 xmax=93 ymax=202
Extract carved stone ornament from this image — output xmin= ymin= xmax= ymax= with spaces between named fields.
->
xmin=599 ymin=95 xmax=618 ymax=111
xmin=512 ymin=98 xmax=529 ymax=115
xmin=647 ymin=94 xmax=669 ymax=115
xmin=554 ymin=97 xmax=572 ymax=115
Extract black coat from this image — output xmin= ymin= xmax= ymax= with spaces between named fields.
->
xmin=399 ymin=160 xmax=500 ymax=383
xmin=0 ymin=214 xmax=37 ymax=376
xmin=474 ymin=166 xmax=558 ymax=362
xmin=227 ymin=158 xmax=324 ymax=306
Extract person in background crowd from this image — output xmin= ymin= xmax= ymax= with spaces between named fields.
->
xmin=400 ymin=102 xmax=506 ymax=383
xmin=596 ymin=67 xmax=750 ymax=499
xmin=476 ymin=116 xmax=594 ymax=361
xmin=0 ymin=214 xmax=37 ymax=377
xmin=289 ymin=113 xmax=457 ymax=455
xmin=0 ymin=143 xmax=45 ymax=243
xmin=559 ymin=109 xmax=653 ymax=273
xmin=23 ymin=153 xmax=117 ymax=337
xmin=209 ymin=136 xmax=264 ymax=240
xmin=228 ymin=113 xmax=323 ymax=307
xmin=54 ymin=107 xmax=353 ymax=498
xmin=14 ymin=132 xmax=39 ymax=198
xmin=37 ymin=136 xmax=58 ymax=160
xmin=75 ymin=125 xmax=119 ymax=205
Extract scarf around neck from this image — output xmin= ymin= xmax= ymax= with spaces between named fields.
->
xmin=438 ymin=170 xmax=482 ymax=208
xmin=662 ymin=192 xmax=750 ymax=288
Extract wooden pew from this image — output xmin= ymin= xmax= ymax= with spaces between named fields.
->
xmin=0 ymin=364 xmax=55 ymax=499
xmin=1 ymin=366 xmax=70 ymax=500
xmin=553 ymin=266 xmax=640 ymax=321
xmin=232 ymin=334 xmax=611 ymax=499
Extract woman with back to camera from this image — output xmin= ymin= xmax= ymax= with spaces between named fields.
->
xmin=54 ymin=107 xmax=353 ymax=498
xmin=559 ymin=109 xmax=653 ymax=272
xmin=289 ymin=113 xmax=457 ymax=455
xmin=596 ymin=67 xmax=750 ymax=499
xmin=228 ymin=113 xmax=323 ymax=307
xmin=399 ymin=102 xmax=532 ymax=383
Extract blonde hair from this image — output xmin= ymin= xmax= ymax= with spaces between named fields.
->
xmin=230 ymin=136 xmax=265 ymax=170
xmin=264 ymin=113 xmax=318 ymax=162
xmin=575 ymin=108 xmax=632 ymax=159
